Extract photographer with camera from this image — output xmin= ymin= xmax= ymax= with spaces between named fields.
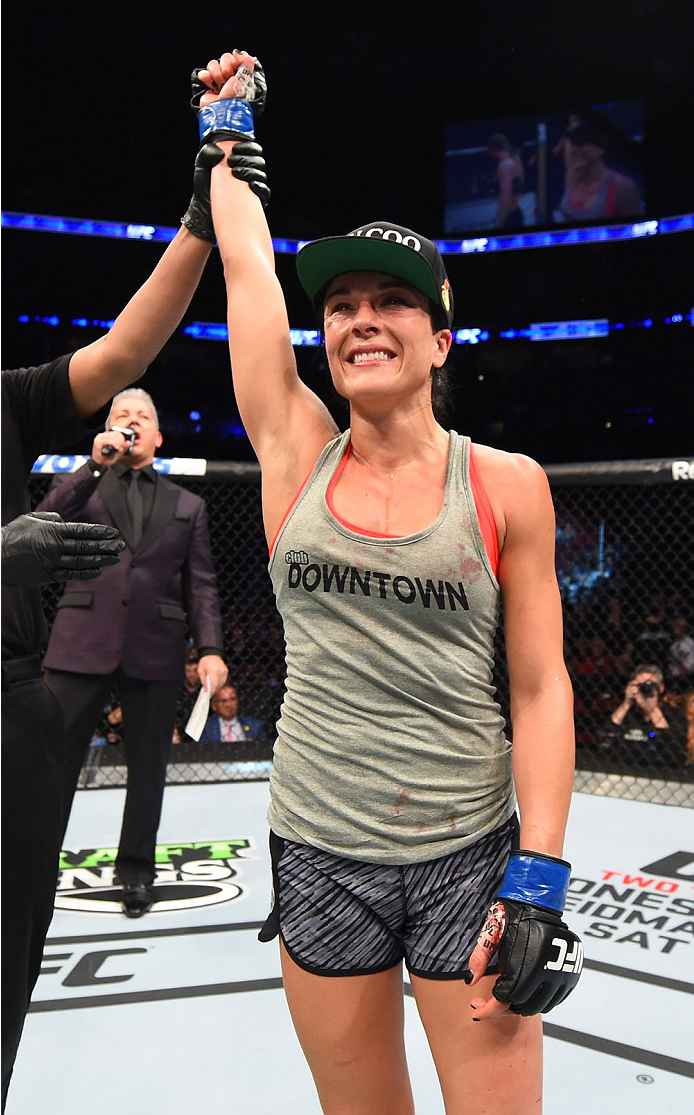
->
xmin=606 ymin=664 xmax=688 ymax=767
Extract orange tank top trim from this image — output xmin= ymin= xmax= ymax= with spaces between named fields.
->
xmin=468 ymin=444 xmax=499 ymax=577
xmin=271 ymin=439 xmax=500 ymax=574
xmin=268 ymin=465 xmax=315 ymax=559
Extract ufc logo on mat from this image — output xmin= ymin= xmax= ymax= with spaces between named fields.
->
xmin=544 ymin=937 xmax=584 ymax=974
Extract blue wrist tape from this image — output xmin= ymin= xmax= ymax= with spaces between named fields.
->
xmin=498 ymin=851 xmax=571 ymax=913
xmin=198 ymin=99 xmax=255 ymax=143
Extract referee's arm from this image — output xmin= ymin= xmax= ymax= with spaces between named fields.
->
xmin=68 ymin=226 xmax=211 ymax=420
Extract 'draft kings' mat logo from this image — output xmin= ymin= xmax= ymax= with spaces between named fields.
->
xmin=56 ymin=840 xmax=252 ymax=913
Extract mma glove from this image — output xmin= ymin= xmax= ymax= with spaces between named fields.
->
xmin=1 ymin=512 xmax=125 ymax=587
xmin=186 ymin=55 xmax=271 ymax=214
xmin=190 ymin=55 xmax=267 ymax=141
xmin=486 ymin=850 xmax=583 ymax=1016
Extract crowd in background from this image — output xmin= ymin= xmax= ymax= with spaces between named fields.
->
xmin=562 ymin=590 xmax=694 ymax=767
xmin=89 ymin=628 xmax=285 ymax=760
xmin=87 ymin=592 xmax=694 ymax=774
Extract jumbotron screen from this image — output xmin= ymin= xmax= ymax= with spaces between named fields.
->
xmin=444 ymin=101 xmax=644 ymax=234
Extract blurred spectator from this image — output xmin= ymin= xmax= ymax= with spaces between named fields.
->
xmin=227 ymin=623 xmax=255 ymax=683
xmin=604 ymin=664 xmax=688 ymax=767
xmin=200 ymin=683 xmax=264 ymax=746
xmin=573 ymin=635 xmax=617 ymax=742
xmin=602 ymin=592 xmax=630 ymax=657
xmin=668 ymin=617 xmax=694 ymax=694
xmin=575 ymin=635 xmax=615 ymax=680
xmin=631 ymin=604 xmax=671 ymax=668
xmin=104 ymin=703 xmax=124 ymax=745
xmin=228 ymin=624 xmax=249 ymax=662
xmin=89 ymin=700 xmax=123 ymax=748
xmin=563 ymin=600 xmax=594 ymax=663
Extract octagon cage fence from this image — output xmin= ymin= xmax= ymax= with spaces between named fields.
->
xmin=29 ymin=455 xmax=694 ymax=808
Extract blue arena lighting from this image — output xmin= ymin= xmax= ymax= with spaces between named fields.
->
xmin=433 ymin=219 xmax=662 ymax=253
xmin=3 ymin=209 xmax=692 ymax=255
xmin=1 ymin=211 xmax=176 ymax=243
xmin=183 ymin=321 xmax=229 ymax=341
xmin=183 ymin=322 xmax=323 ymax=345
xmin=18 ymin=310 xmax=688 ymax=345
xmin=289 ymin=329 xmax=322 ymax=347
xmin=454 ymin=328 xmax=489 ymax=344
xmin=659 ymin=213 xmax=694 ymax=234
xmin=529 ymin=319 xmax=610 ymax=341
xmin=28 ymin=315 xmax=60 ymax=327
xmin=220 ymin=419 xmax=247 ymax=438
xmin=189 ymin=410 xmax=201 ymax=421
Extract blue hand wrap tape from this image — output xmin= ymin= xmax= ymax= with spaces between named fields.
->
xmin=198 ymin=99 xmax=255 ymax=142
xmin=498 ymin=853 xmax=570 ymax=913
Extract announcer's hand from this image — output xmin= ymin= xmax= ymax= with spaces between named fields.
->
xmin=198 ymin=654 xmax=228 ymax=695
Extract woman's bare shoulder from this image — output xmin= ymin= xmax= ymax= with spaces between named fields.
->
xmin=471 ymin=442 xmax=547 ymax=487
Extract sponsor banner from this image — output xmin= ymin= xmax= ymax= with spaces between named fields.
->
xmin=32 ymin=454 xmax=208 ymax=476
xmin=56 ymin=839 xmax=255 ymax=915
xmin=566 ymin=851 xmax=694 ymax=963
xmin=565 ymin=796 xmax=694 ymax=979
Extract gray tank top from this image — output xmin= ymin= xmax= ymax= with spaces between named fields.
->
xmin=561 ymin=171 xmax=615 ymax=221
xmin=267 ymin=430 xmax=515 ymax=864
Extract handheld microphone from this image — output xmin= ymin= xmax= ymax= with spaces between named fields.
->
xmin=101 ymin=426 xmax=136 ymax=458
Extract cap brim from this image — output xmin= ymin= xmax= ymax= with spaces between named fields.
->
xmin=296 ymin=235 xmax=441 ymax=308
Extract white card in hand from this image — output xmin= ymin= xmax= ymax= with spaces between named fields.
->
xmin=185 ymin=684 xmax=211 ymax=741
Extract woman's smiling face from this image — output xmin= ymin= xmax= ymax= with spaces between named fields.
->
xmin=322 ymin=271 xmax=451 ymax=414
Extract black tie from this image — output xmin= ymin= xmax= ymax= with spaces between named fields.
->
xmin=126 ymin=470 xmax=144 ymax=548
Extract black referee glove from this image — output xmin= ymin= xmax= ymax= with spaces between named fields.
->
xmin=1 ymin=512 xmax=125 ymax=587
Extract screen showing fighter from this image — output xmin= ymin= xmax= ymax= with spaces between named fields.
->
xmin=445 ymin=101 xmax=644 ymax=233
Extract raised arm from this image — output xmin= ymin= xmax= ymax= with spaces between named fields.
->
xmin=68 ymin=226 xmax=211 ymax=420
xmin=199 ymin=52 xmax=338 ymax=537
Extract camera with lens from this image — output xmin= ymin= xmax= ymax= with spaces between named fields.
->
xmin=637 ymin=680 xmax=659 ymax=698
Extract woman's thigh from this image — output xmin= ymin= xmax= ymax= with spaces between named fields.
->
xmin=280 ymin=942 xmax=415 ymax=1115
xmin=411 ymin=972 xmax=543 ymax=1115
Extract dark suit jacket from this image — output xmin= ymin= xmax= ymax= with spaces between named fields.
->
xmin=199 ymin=714 xmax=264 ymax=744
xmin=40 ymin=463 xmax=223 ymax=681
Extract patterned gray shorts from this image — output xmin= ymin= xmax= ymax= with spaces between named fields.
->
xmin=258 ymin=816 xmax=517 ymax=978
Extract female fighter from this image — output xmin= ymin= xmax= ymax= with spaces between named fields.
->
xmin=196 ymin=50 xmax=581 ymax=1115
xmin=486 ymin=133 xmax=526 ymax=229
